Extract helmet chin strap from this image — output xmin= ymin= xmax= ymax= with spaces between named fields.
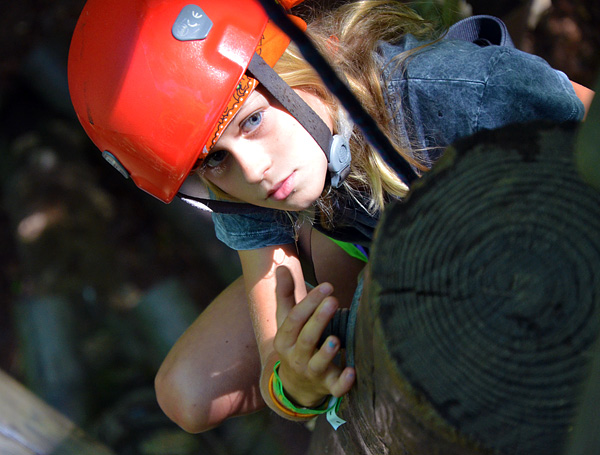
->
xmin=247 ymin=52 xmax=351 ymax=188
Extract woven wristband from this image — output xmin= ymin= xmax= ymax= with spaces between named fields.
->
xmin=270 ymin=361 xmax=333 ymax=417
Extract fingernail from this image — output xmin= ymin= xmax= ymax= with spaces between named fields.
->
xmin=322 ymin=297 xmax=337 ymax=313
xmin=328 ymin=339 xmax=337 ymax=350
xmin=319 ymin=283 xmax=333 ymax=295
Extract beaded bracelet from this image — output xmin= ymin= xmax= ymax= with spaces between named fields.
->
xmin=269 ymin=361 xmax=333 ymax=418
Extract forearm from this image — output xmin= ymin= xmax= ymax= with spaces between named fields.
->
xmin=239 ymin=245 xmax=312 ymax=418
xmin=241 ymin=245 xmax=306 ymax=360
xmin=571 ymin=80 xmax=595 ymax=119
xmin=254 ymin=301 xmax=323 ymax=421
xmin=239 ymin=245 xmax=355 ymax=420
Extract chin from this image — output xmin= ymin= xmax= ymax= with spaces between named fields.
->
xmin=294 ymin=191 xmax=324 ymax=211
xmin=277 ymin=202 xmax=312 ymax=212
xmin=277 ymin=196 xmax=317 ymax=212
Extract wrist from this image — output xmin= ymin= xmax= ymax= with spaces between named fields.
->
xmin=270 ymin=361 xmax=333 ymax=419
xmin=259 ymin=353 xmax=280 ymax=406
xmin=259 ymin=354 xmax=306 ymax=420
xmin=283 ymin=387 xmax=329 ymax=410
xmin=276 ymin=362 xmax=329 ymax=408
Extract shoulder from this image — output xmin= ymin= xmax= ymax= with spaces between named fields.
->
xmin=474 ymin=46 xmax=584 ymax=127
xmin=379 ymin=36 xmax=501 ymax=84
xmin=381 ymin=35 xmax=574 ymax=89
xmin=379 ymin=37 xmax=500 ymax=151
xmin=379 ymin=37 xmax=584 ymax=149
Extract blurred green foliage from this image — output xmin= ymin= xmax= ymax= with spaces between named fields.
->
xmin=410 ymin=0 xmax=467 ymax=27
xmin=575 ymin=77 xmax=600 ymax=191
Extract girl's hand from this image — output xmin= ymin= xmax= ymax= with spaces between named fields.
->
xmin=273 ymin=266 xmax=355 ymax=408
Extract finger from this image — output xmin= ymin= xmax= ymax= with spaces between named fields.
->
xmin=294 ymin=295 xmax=338 ymax=357
xmin=307 ymin=335 xmax=341 ymax=375
xmin=275 ymin=266 xmax=296 ymax=327
xmin=328 ymin=367 xmax=356 ymax=398
xmin=278 ymin=280 xmax=333 ymax=333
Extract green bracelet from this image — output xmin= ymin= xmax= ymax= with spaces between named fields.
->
xmin=272 ymin=361 xmax=334 ymax=415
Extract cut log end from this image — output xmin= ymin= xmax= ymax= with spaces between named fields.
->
xmin=309 ymin=121 xmax=600 ymax=455
xmin=370 ymin=121 xmax=600 ymax=454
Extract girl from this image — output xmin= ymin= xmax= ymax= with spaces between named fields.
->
xmin=68 ymin=0 xmax=588 ymax=433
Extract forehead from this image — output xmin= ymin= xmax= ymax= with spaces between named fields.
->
xmin=223 ymin=88 xmax=271 ymax=128
xmin=239 ymin=87 xmax=271 ymax=110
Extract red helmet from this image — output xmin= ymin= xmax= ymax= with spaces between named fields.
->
xmin=68 ymin=0 xmax=305 ymax=203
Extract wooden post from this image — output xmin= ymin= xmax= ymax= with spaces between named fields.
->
xmin=308 ymin=121 xmax=600 ymax=455
xmin=0 ymin=369 xmax=116 ymax=455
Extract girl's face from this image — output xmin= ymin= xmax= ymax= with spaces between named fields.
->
xmin=201 ymin=87 xmax=331 ymax=211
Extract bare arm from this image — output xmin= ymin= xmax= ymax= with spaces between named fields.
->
xmin=273 ymin=266 xmax=356 ymax=408
xmin=238 ymin=244 xmax=309 ymax=419
xmin=239 ymin=242 xmax=356 ymax=419
xmin=571 ymin=80 xmax=595 ymax=120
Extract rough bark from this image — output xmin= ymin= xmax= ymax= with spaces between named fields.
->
xmin=308 ymin=121 xmax=600 ymax=455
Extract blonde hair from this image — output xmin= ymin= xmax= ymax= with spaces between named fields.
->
xmin=274 ymin=0 xmax=437 ymax=226
xmin=203 ymin=1 xmax=438 ymax=228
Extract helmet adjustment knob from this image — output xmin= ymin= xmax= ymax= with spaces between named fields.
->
xmin=328 ymin=134 xmax=351 ymax=188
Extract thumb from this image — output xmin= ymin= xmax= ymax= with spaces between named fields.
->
xmin=275 ymin=266 xmax=296 ymax=327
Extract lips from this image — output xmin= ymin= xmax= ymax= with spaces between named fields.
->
xmin=268 ymin=172 xmax=295 ymax=201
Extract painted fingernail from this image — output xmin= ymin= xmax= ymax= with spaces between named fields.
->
xmin=328 ymin=339 xmax=337 ymax=350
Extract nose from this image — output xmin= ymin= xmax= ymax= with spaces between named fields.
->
xmin=232 ymin=144 xmax=271 ymax=184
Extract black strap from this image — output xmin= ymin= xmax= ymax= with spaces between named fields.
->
xmin=255 ymin=0 xmax=419 ymax=187
xmin=248 ymin=52 xmax=333 ymax=160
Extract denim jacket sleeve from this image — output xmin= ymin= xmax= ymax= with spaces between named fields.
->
xmin=380 ymin=37 xmax=584 ymax=156
xmin=476 ymin=46 xmax=583 ymax=129
xmin=211 ymin=209 xmax=296 ymax=250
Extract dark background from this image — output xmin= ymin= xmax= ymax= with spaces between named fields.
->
xmin=0 ymin=1 xmax=598 ymax=454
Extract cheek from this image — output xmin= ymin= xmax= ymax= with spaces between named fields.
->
xmin=202 ymin=171 xmax=224 ymax=190
xmin=303 ymin=152 xmax=329 ymax=201
xmin=202 ymin=168 xmax=238 ymax=196
xmin=288 ymin=128 xmax=329 ymax=197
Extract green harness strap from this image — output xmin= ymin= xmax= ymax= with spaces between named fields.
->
xmin=329 ymin=238 xmax=369 ymax=263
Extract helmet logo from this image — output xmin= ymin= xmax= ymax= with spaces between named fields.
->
xmin=172 ymin=5 xmax=213 ymax=41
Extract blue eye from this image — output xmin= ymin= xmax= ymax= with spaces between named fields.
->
xmin=205 ymin=149 xmax=228 ymax=168
xmin=241 ymin=111 xmax=263 ymax=133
